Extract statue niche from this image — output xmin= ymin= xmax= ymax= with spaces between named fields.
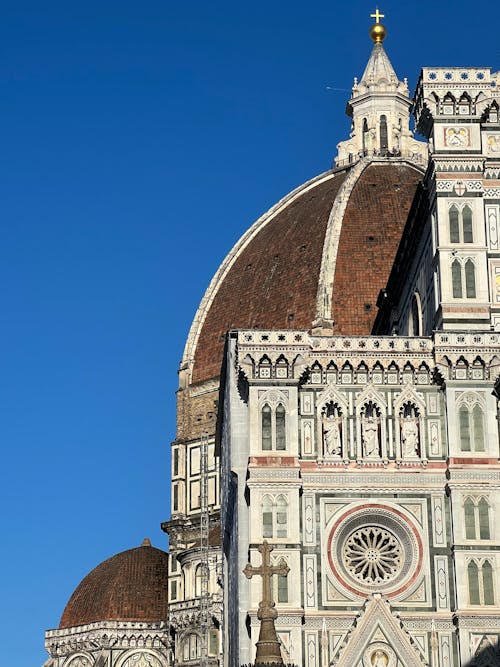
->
xmin=322 ymin=401 xmax=343 ymax=457
xmin=361 ymin=401 xmax=381 ymax=458
xmin=400 ymin=402 xmax=420 ymax=458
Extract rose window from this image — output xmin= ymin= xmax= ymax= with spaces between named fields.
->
xmin=328 ymin=505 xmax=423 ymax=597
xmin=343 ymin=527 xmax=403 ymax=584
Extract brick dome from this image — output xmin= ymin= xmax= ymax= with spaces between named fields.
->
xmin=59 ymin=539 xmax=169 ymax=628
xmin=184 ymin=159 xmax=423 ymax=384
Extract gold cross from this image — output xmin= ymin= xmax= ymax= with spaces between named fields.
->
xmin=244 ymin=541 xmax=290 ymax=609
xmin=370 ymin=8 xmax=385 ymax=23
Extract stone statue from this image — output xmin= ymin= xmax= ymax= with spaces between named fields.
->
xmin=401 ymin=415 xmax=419 ymax=457
xmin=323 ymin=412 xmax=342 ymax=456
xmin=362 ymin=414 xmax=380 ymax=457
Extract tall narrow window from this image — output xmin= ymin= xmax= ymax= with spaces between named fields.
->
xmin=482 ymin=561 xmax=495 ymax=605
xmin=449 ymin=206 xmax=460 ymax=243
xmin=276 ymin=404 xmax=286 ymax=450
xmin=262 ymin=495 xmax=288 ymax=539
xmin=262 ymin=405 xmax=272 ymax=451
xmin=472 ymin=404 xmax=485 ymax=451
xmin=277 ymin=572 xmax=288 ymax=603
xmin=262 ymin=496 xmax=273 ymax=538
xmin=173 ymin=448 xmax=179 ymax=476
xmin=276 ymin=496 xmax=288 ymax=538
xmin=170 ymin=580 xmax=178 ymax=601
xmin=478 ymin=499 xmax=491 ymax=539
xmin=209 ymin=630 xmax=219 ymax=656
xmin=468 ymin=561 xmax=480 ymax=604
xmin=459 ymin=406 xmax=471 ymax=451
xmin=362 ymin=118 xmax=369 ymax=152
xmin=459 ymin=400 xmax=486 ymax=453
xmin=452 ymin=260 xmax=463 ymax=298
xmin=465 ymin=260 xmax=476 ymax=298
xmin=462 ymin=206 xmax=473 ymax=242
xmin=464 ymin=498 xmax=476 ymax=539
xmin=195 ymin=564 xmax=203 ymax=598
xmin=261 ymin=401 xmax=287 ymax=451
xmin=380 ymin=115 xmax=388 ymax=152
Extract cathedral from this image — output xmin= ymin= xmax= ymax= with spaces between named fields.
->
xmin=42 ymin=12 xmax=500 ymax=667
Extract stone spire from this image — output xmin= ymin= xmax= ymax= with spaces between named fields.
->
xmin=335 ymin=11 xmax=427 ymax=166
xmin=360 ymin=41 xmax=399 ymax=88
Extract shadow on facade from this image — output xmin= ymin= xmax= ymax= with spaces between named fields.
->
xmin=463 ymin=640 xmax=500 ymax=667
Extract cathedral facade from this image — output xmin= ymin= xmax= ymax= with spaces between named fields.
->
xmin=43 ymin=15 xmax=500 ymax=667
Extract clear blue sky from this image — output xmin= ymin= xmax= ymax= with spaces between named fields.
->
xmin=0 ymin=2 xmax=497 ymax=665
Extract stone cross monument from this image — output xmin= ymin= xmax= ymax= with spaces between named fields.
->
xmin=244 ymin=541 xmax=290 ymax=666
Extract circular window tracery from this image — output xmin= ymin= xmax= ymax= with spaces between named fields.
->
xmin=327 ymin=504 xmax=423 ymax=598
xmin=343 ymin=526 xmax=403 ymax=584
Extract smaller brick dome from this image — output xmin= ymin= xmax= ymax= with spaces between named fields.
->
xmin=59 ymin=539 xmax=169 ymax=628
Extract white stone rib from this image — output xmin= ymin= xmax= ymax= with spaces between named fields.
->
xmin=315 ymin=159 xmax=368 ymax=322
xmin=181 ymin=169 xmax=345 ymax=375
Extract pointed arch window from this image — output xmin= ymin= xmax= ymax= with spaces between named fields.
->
xmin=362 ymin=118 xmax=369 ymax=153
xmin=464 ymin=499 xmax=476 ymax=539
xmin=262 ymin=495 xmax=273 ymax=538
xmin=459 ymin=398 xmax=485 ymax=452
xmin=451 ymin=258 xmax=476 ymax=299
xmin=464 ymin=497 xmax=491 ymax=540
xmin=468 ymin=561 xmax=480 ymax=604
xmin=380 ymin=115 xmax=388 ymax=153
xmin=261 ymin=402 xmax=287 ymax=451
xmin=262 ymin=405 xmax=272 ymax=451
xmin=483 ymin=561 xmax=495 ymax=605
xmin=465 ymin=259 xmax=476 ymax=298
xmin=449 ymin=205 xmax=473 ymax=244
xmin=452 ymin=259 xmax=463 ymax=298
xmin=183 ymin=634 xmax=201 ymax=661
xmin=261 ymin=494 xmax=288 ymax=539
xmin=468 ymin=559 xmax=496 ymax=605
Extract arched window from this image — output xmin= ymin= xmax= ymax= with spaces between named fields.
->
xmin=464 ymin=497 xmax=491 ymax=540
xmin=362 ymin=118 xmax=369 ymax=152
xmin=465 ymin=259 xmax=476 ymax=298
xmin=380 ymin=115 xmax=388 ymax=153
xmin=472 ymin=404 xmax=485 ymax=452
xmin=261 ymin=495 xmax=288 ymax=539
xmin=183 ymin=634 xmax=201 ymax=661
xmin=276 ymin=495 xmax=288 ymax=538
xmin=468 ymin=561 xmax=480 ymax=604
xmin=462 ymin=206 xmax=473 ymax=242
xmin=482 ymin=561 xmax=495 ymax=605
xmin=452 ymin=259 xmax=463 ymax=298
xmin=449 ymin=205 xmax=473 ymax=243
xmin=452 ymin=259 xmax=477 ymax=299
xmin=464 ymin=498 xmax=476 ymax=539
xmin=277 ymin=571 xmax=288 ymax=603
xmin=449 ymin=206 xmax=460 ymax=243
xmin=409 ymin=292 xmax=422 ymax=336
xmin=262 ymin=495 xmax=273 ymax=538
xmin=468 ymin=560 xmax=496 ymax=605
xmin=459 ymin=399 xmax=486 ymax=452
xmin=260 ymin=402 xmax=287 ymax=451
xmin=194 ymin=563 xmax=204 ymax=598
xmin=478 ymin=499 xmax=491 ymax=539
xmin=262 ymin=405 xmax=272 ymax=451
xmin=276 ymin=405 xmax=286 ymax=450
xmin=459 ymin=405 xmax=471 ymax=451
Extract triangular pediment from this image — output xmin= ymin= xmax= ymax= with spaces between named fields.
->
xmin=333 ymin=595 xmax=427 ymax=667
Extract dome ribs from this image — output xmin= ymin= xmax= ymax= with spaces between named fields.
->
xmin=192 ymin=173 xmax=347 ymax=383
xmin=330 ymin=163 xmax=422 ymax=335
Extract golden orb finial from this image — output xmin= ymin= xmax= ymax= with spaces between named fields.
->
xmin=369 ymin=8 xmax=387 ymax=43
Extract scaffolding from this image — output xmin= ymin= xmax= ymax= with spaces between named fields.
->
xmin=199 ymin=432 xmax=210 ymax=667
